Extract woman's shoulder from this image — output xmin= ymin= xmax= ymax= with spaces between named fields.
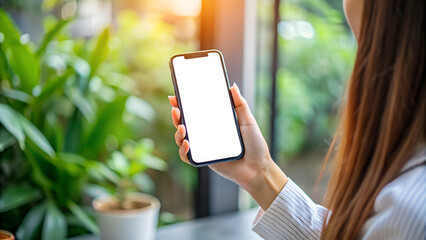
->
xmin=375 ymin=147 xmax=425 ymax=214
xmin=375 ymin=160 xmax=425 ymax=213
xmin=362 ymin=148 xmax=426 ymax=239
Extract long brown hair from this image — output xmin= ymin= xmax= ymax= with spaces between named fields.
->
xmin=321 ymin=0 xmax=426 ymax=239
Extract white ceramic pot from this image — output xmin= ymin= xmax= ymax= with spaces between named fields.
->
xmin=93 ymin=193 xmax=160 ymax=240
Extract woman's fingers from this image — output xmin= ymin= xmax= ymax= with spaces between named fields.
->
xmin=168 ymin=96 xmax=178 ymax=108
xmin=171 ymin=107 xmax=181 ymax=128
xmin=175 ymin=125 xmax=186 ymax=147
xmin=230 ymin=83 xmax=256 ymax=126
xmin=169 ymin=96 xmax=181 ymax=128
xmin=169 ymin=96 xmax=189 ymax=164
xmin=179 ymin=139 xmax=190 ymax=164
xmin=175 ymin=125 xmax=190 ymax=164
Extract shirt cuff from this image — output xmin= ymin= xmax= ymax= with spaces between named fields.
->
xmin=252 ymin=179 xmax=328 ymax=240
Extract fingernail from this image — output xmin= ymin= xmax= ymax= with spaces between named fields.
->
xmin=234 ymin=83 xmax=241 ymax=94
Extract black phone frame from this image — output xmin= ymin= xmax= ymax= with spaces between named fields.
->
xmin=169 ymin=49 xmax=245 ymax=167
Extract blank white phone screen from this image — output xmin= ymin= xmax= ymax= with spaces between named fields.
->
xmin=172 ymin=52 xmax=242 ymax=163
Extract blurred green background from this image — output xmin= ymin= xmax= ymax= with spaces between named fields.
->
xmin=254 ymin=0 xmax=355 ymax=205
xmin=0 ymin=0 xmax=355 ymax=239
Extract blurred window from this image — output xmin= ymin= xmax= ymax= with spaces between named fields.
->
xmin=241 ymin=0 xmax=356 ymax=210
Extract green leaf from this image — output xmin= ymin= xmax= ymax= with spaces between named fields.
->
xmin=107 ymin=151 xmax=129 ymax=177
xmin=68 ymin=201 xmax=100 ymax=235
xmin=57 ymin=152 xmax=86 ymax=166
xmin=42 ymin=201 xmax=67 ymax=240
xmin=106 ymin=72 xmax=137 ymax=93
xmin=0 ymin=44 xmax=12 ymax=81
xmin=30 ymin=161 xmax=54 ymax=191
xmin=19 ymin=114 xmax=56 ymax=158
xmin=0 ymin=104 xmax=25 ymax=149
xmin=138 ymin=138 xmax=155 ymax=153
xmin=0 ymin=9 xmax=21 ymax=41
xmin=0 ymin=11 xmax=38 ymax=91
xmin=37 ymin=19 xmax=70 ymax=56
xmin=83 ymin=96 xmax=127 ymax=157
xmin=89 ymin=28 xmax=109 ymax=76
xmin=1 ymin=88 xmax=33 ymax=103
xmin=0 ymin=129 xmax=15 ymax=151
xmin=86 ymin=161 xmax=120 ymax=184
xmin=0 ymin=10 xmax=39 ymax=93
xmin=64 ymin=111 xmax=82 ymax=153
xmin=37 ymin=69 xmax=73 ymax=103
xmin=8 ymin=39 xmax=40 ymax=93
xmin=0 ymin=185 xmax=42 ymax=212
xmin=55 ymin=152 xmax=85 ymax=176
xmin=128 ymin=158 xmax=145 ymax=176
xmin=71 ymin=57 xmax=91 ymax=79
xmin=64 ymin=82 xmax=95 ymax=122
xmin=16 ymin=202 xmax=47 ymax=240
xmin=45 ymin=111 xmax=65 ymax=150
xmin=132 ymin=173 xmax=154 ymax=193
xmin=83 ymin=184 xmax=111 ymax=198
xmin=125 ymin=96 xmax=155 ymax=121
xmin=142 ymin=154 xmax=168 ymax=171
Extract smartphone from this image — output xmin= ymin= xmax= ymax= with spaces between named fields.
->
xmin=169 ymin=49 xmax=244 ymax=167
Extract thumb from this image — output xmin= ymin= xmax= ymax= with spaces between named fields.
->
xmin=230 ymin=83 xmax=256 ymax=126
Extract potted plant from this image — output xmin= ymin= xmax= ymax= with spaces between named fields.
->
xmin=90 ymin=139 xmax=167 ymax=240
xmin=0 ymin=9 xmax=161 ymax=239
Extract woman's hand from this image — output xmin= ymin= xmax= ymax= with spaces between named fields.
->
xmin=169 ymin=83 xmax=288 ymax=210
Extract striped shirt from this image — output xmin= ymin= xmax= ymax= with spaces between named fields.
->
xmin=252 ymin=148 xmax=426 ymax=239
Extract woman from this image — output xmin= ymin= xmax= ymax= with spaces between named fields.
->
xmin=169 ymin=0 xmax=425 ymax=238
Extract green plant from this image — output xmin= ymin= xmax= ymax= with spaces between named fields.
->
xmin=87 ymin=138 xmax=167 ymax=210
xmin=0 ymin=9 xmax=163 ymax=239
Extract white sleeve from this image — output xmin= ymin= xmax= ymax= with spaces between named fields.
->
xmin=252 ymin=179 xmax=329 ymax=240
